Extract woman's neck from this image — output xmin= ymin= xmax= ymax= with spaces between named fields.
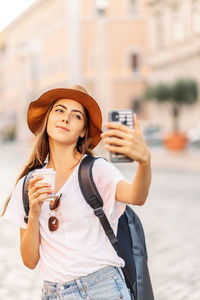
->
xmin=47 ymin=142 xmax=83 ymax=173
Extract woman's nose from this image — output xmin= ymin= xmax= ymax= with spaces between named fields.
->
xmin=62 ymin=113 xmax=70 ymax=123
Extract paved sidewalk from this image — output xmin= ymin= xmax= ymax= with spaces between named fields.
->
xmin=149 ymin=146 xmax=200 ymax=173
xmin=0 ymin=142 xmax=200 ymax=299
xmin=96 ymin=141 xmax=200 ymax=173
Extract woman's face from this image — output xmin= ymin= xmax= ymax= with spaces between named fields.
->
xmin=47 ymin=99 xmax=86 ymax=147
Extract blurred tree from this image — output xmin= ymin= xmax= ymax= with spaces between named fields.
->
xmin=145 ymin=79 xmax=198 ymax=132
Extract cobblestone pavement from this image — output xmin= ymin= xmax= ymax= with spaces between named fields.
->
xmin=0 ymin=142 xmax=200 ymax=300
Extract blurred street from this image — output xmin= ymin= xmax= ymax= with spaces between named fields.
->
xmin=0 ymin=142 xmax=200 ymax=300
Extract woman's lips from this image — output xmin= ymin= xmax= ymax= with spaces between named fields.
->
xmin=56 ymin=126 xmax=69 ymax=132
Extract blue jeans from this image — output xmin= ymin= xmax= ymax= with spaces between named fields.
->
xmin=41 ymin=266 xmax=131 ymax=299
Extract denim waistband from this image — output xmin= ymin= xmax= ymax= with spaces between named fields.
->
xmin=44 ymin=265 xmax=124 ymax=290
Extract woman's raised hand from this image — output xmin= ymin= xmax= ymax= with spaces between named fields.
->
xmin=28 ymin=176 xmax=53 ymax=217
xmin=101 ymin=114 xmax=150 ymax=166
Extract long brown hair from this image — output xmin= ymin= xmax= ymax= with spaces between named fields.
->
xmin=1 ymin=100 xmax=92 ymax=216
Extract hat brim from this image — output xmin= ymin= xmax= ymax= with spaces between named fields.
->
xmin=27 ymin=88 xmax=102 ymax=149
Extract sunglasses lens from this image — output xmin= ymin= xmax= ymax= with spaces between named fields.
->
xmin=48 ymin=216 xmax=59 ymax=231
xmin=50 ymin=195 xmax=61 ymax=210
xmin=48 ymin=193 xmax=62 ymax=231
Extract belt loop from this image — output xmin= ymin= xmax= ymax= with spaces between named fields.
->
xmin=75 ymin=278 xmax=87 ymax=298
xmin=116 ymin=267 xmax=125 ymax=282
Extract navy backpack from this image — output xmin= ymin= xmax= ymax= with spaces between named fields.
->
xmin=78 ymin=155 xmax=154 ymax=300
xmin=23 ymin=155 xmax=154 ymax=300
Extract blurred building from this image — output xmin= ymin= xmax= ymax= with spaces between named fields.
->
xmin=147 ymin=0 xmax=200 ymax=131
xmin=0 ymin=0 xmax=149 ymax=141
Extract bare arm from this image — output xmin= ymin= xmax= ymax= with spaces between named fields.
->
xmin=115 ymin=161 xmax=151 ymax=205
xmin=20 ymin=176 xmax=53 ymax=269
xmin=101 ymin=114 xmax=151 ymax=205
xmin=20 ymin=216 xmax=40 ymax=269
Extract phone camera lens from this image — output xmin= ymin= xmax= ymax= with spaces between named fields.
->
xmin=111 ymin=111 xmax=119 ymax=121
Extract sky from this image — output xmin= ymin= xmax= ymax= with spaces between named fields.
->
xmin=0 ymin=0 xmax=37 ymax=31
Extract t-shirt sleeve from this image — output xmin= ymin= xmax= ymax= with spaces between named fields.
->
xmin=3 ymin=177 xmax=27 ymax=229
xmin=92 ymin=158 xmax=126 ymax=226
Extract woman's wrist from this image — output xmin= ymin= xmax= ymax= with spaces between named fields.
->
xmin=138 ymin=150 xmax=151 ymax=167
xmin=28 ymin=212 xmax=40 ymax=221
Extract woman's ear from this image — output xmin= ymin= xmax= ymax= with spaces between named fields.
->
xmin=80 ymin=128 xmax=86 ymax=138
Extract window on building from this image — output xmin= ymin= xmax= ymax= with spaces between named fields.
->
xmin=172 ymin=21 xmax=184 ymax=41
xmin=191 ymin=0 xmax=200 ymax=33
xmin=155 ymin=12 xmax=164 ymax=48
xmin=132 ymin=98 xmax=141 ymax=114
xmin=171 ymin=5 xmax=184 ymax=42
xmin=130 ymin=53 xmax=140 ymax=73
xmin=94 ymin=0 xmax=109 ymax=16
xmin=129 ymin=0 xmax=138 ymax=15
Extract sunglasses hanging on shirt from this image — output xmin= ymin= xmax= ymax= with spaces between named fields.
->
xmin=48 ymin=193 xmax=62 ymax=232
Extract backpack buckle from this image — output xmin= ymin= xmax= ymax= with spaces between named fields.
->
xmin=94 ymin=207 xmax=104 ymax=218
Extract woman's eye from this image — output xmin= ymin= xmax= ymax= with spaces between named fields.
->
xmin=72 ymin=114 xmax=81 ymax=120
xmin=55 ymin=108 xmax=64 ymax=113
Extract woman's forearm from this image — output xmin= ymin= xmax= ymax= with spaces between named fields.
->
xmin=20 ymin=214 xmax=40 ymax=269
xmin=116 ymin=157 xmax=151 ymax=206
xmin=130 ymin=159 xmax=151 ymax=205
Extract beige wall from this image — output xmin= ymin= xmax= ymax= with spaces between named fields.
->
xmin=147 ymin=0 xmax=200 ymax=131
xmin=0 ymin=0 xmax=149 ymax=141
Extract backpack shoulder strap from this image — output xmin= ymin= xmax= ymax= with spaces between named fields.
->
xmin=22 ymin=170 xmax=35 ymax=223
xmin=78 ymin=155 xmax=103 ymax=210
xmin=78 ymin=155 xmax=118 ymax=246
xmin=78 ymin=155 xmax=136 ymax=298
xmin=22 ymin=165 xmax=44 ymax=223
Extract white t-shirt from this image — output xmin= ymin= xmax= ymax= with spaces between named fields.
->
xmin=4 ymin=157 xmax=126 ymax=283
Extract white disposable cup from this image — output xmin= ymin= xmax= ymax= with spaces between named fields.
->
xmin=33 ymin=168 xmax=56 ymax=201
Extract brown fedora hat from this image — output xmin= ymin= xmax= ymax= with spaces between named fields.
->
xmin=27 ymin=85 xmax=102 ymax=149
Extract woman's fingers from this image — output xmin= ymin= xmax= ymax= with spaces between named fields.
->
xmin=101 ymin=114 xmax=150 ymax=163
xmin=29 ymin=176 xmax=51 ymax=191
xmin=32 ymin=188 xmax=53 ymax=198
xmin=29 ymin=182 xmax=52 ymax=194
xmin=102 ymin=122 xmax=134 ymax=154
xmin=104 ymin=136 xmax=129 ymax=147
xmin=30 ymin=192 xmax=51 ymax=204
xmin=101 ymin=128 xmax=132 ymax=141
xmin=27 ymin=175 xmax=55 ymax=216
xmin=29 ymin=186 xmax=53 ymax=199
xmin=133 ymin=113 xmax=140 ymax=131
xmin=28 ymin=176 xmax=53 ymax=206
xmin=29 ymin=175 xmax=43 ymax=185
xmin=104 ymin=144 xmax=127 ymax=154
xmin=103 ymin=121 xmax=133 ymax=133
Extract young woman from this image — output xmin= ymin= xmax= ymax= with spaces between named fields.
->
xmin=2 ymin=85 xmax=151 ymax=300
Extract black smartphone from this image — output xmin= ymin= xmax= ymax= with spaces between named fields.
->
xmin=108 ymin=109 xmax=134 ymax=163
